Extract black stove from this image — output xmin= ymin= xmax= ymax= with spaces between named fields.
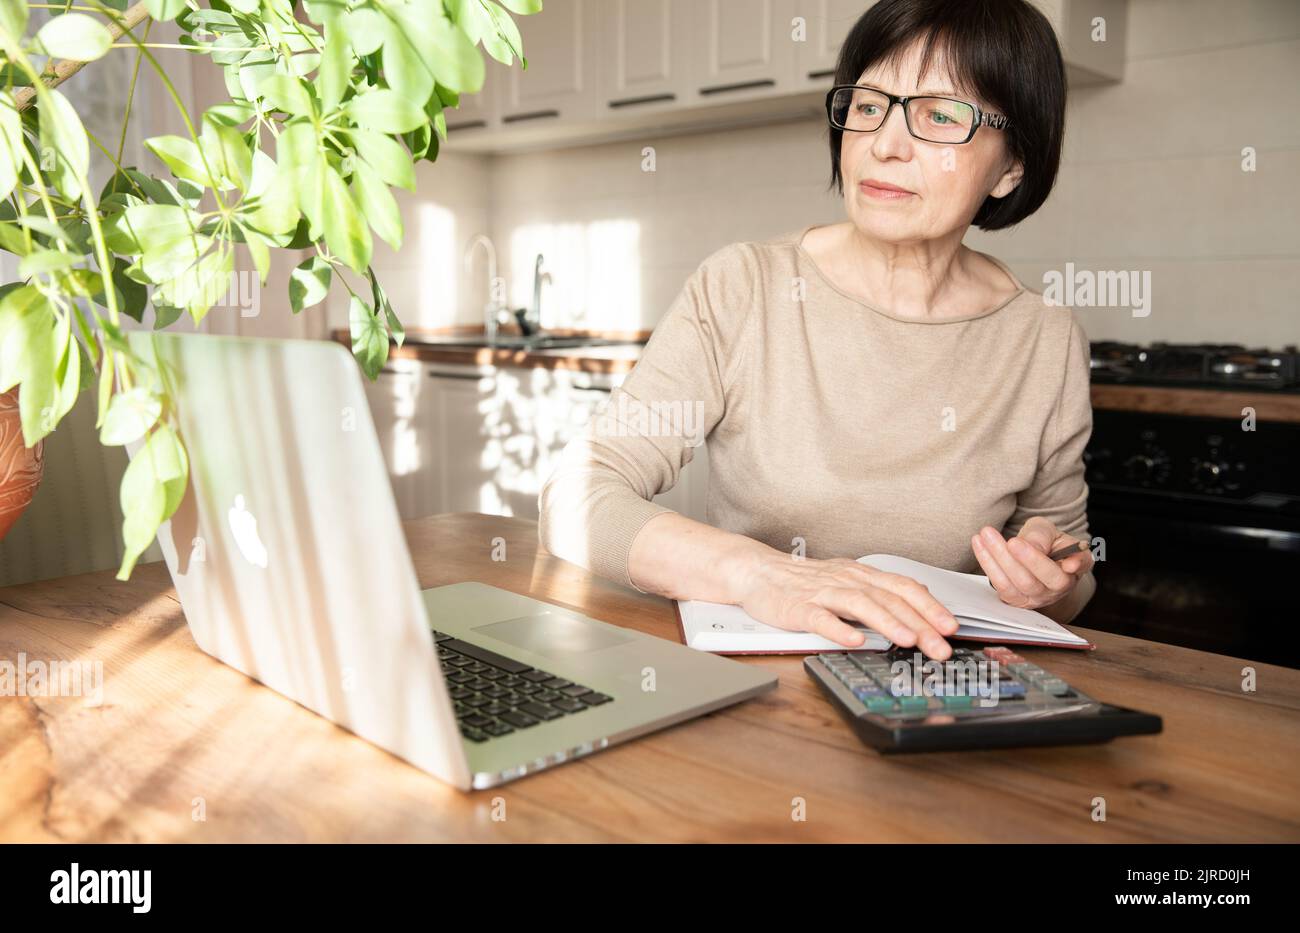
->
xmin=1080 ymin=342 xmax=1300 ymax=668
xmin=1089 ymin=341 xmax=1300 ymax=391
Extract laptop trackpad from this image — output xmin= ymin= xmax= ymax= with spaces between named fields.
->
xmin=475 ymin=612 xmax=632 ymax=659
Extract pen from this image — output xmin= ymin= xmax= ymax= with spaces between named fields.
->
xmin=1046 ymin=540 xmax=1090 ymax=562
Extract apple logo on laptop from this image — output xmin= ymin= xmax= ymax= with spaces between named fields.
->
xmin=228 ymin=494 xmax=268 ymax=568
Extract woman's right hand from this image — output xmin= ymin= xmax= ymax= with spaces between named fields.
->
xmin=733 ymin=552 xmax=960 ymax=659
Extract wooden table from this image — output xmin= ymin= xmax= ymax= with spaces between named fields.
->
xmin=2 ymin=513 xmax=1297 ymax=842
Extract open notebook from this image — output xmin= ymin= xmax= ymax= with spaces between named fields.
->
xmin=675 ymin=553 xmax=1094 ymax=655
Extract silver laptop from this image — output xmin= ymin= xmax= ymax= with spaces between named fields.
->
xmin=126 ymin=331 xmax=775 ymax=789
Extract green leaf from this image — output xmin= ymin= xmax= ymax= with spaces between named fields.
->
xmin=258 ymin=74 xmax=315 ymax=118
xmin=17 ymin=307 xmax=60 ymax=445
xmin=96 ymin=348 xmax=113 ymax=427
xmin=345 ymin=89 xmax=425 ymax=134
xmin=289 ymin=255 xmax=331 ymax=312
xmin=0 ymin=91 xmax=22 ymax=202
xmin=52 ymin=331 xmax=80 ymax=425
xmin=103 ymin=203 xmax=200 ymax=255
xmin=110 ymin=257 xmax=148 ymax=322
xmin=117 ymin=423 xmax=189 ymax=580
xmin=36 ymin=13 xmax=113 ymax=61
xmin=369 ymin=268 xmax=403 ymax=347
xmin=99 ymin=386 xmax=162 ymax=446
xmin=152 ymin=303 xmax=184 ymax=329
xmin=241 ymin=150 xmax=301 ymax=236
xmin=381 ymin=12 xmax=435 ymax=107
xmin=17 ymin=249 xmax=77 ymax=278
xmin=201 ymin=116 xmax=252 ymax=190
xmin=154 ymin=246 xmax=233 ymax=323
xmin=348 ymin=295 xmax=387 ymax=379
xmin=38 ymin=88 xmax=89 ymax=201
xmin=240 ymin=222 xmax=270 ymax=281
xmin=497 ymin=0 xmax=542 ymax=14
xmin=318 ymin=28 xmax=351 ymax=112
xmin=0 ymin=284 xmax=42 ymax=393
xmin=145 ymin=0 xmax=187 ymax=23
xmin=349 ymin=128 xmax=415 ymax=190
xmin=320 ymin=165 xmax=371 ymax=272
xmin=478 ymin=0 xmax=524 ymax=66
xmin=352 ymin=160 xmax=402 ymax=249
xmin=426 ymin=13 xmax=485 ymax=94
xmin=0 ymin=0 xmax=29 ymax=42
xmin=144 ymin=135 xmax=213 ymax=187
xmin=347 ymin=6 xmax=385 ymax=56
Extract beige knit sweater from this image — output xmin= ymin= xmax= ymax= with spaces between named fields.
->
xmin=539 ymin=224 xmax=1092 ymax=591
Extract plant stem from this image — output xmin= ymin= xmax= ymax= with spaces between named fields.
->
xmin=13 ymin=1 xmax=151 ymax=111
xmin=116 ymin=16 xmax=151 ymax=165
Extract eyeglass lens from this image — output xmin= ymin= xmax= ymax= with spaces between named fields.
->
xmin=830 ymin=87 xmax=976 ymax=143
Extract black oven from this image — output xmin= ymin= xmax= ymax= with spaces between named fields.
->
xmin=1080 ymin=404 xmax=1300 ymax=669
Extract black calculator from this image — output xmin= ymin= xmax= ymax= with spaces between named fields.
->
xmin=805 ymin=645 xmax=1162 ymax=753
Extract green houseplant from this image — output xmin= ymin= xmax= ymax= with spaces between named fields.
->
xmin=0 ymin=0 xmax=538 ymax=577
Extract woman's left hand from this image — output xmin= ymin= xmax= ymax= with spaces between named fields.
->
xmin=970 ymin=517 xmax=1094 ymax=611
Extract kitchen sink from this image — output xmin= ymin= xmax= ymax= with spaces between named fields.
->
xmin=418 ymin=334 xmax=642 ymax=351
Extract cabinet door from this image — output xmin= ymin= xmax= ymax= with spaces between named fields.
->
xmin=792 ymin=0 xmax=873 ymax=87
xmin=599 ymin=0 xmax=694 ymax=116
xmin=364 ymin=363 xmax=440 ymax=520
xmin=501 ymin=0 xmax=601 ymax=127
xmin=445 ymin=56 xmax=503 ymax=135
xmin=430 ymin=371 xmax=500 ymax=516
xmin=689 ymin=0 xmax=795 ymax=102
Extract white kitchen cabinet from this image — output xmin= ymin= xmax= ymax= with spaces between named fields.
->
xmin=363 ymin=360 xmax=441 ymax=520
xmin=443 ymin=57 xmax=504 ymax=136
xmin=444 ymin=0 xmax=1127 ymax=153
xmin=430 ymin=370 xmax=500 ymax=514
xmin=688 ymin=0 xmax=796 ymax=103
xmin=1027 ymin=0 xmax=1127 ymax=84
xmin=791 ymin=0 xmax=876 ymax=88
xmin=499 ymin=0 xmax=603 ymax=128
xmin=363 ymin=361 xmax=711 ymax=526
xmin=597 ymin=0 xmax=696 ymax=117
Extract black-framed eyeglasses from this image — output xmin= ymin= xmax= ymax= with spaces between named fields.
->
xmin=826 ymin=85 xmax=1010 ymax=145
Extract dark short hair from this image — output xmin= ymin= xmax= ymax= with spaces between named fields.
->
xmin=827 ymin=0 xmax=1066 ymax=231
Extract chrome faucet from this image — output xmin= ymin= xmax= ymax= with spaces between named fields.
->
xmin=463 ymin=234 xmax=508 ymax=344
xmin=528 ymin=253 xmax=551 ymax=336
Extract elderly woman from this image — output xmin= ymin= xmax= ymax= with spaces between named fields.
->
xmin=539 ymin=0 xmax=1094 ymax=661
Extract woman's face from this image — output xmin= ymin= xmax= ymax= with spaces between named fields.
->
xmin=840 ymin=41 xmax=1023 ymax=246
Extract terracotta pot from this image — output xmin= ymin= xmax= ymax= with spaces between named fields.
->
xmin=0 ymin=387 xmax=44 ymax=541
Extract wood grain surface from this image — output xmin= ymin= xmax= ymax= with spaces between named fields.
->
xmin=2 ymin=513 xmax=1297 ymax=842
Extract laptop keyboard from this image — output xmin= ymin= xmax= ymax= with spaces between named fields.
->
xmin=432 ymin=630 xmax=614 ymax=743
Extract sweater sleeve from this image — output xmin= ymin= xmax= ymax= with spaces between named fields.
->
xmin=538 ymin=244 xmax=755 ymax=589
xmin=1002 ymin=314 xmax=1093 ymax=543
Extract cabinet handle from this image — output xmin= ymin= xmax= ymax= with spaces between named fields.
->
xmin=503 ymin=109 xmax=560 ymax=124
xmin=807 ymin=69 xmax=835 ymax=81
xmin=446 ymin=119 xmax=487 ymax=131
xmin=698 ymin=79 xmax=775 ymax=96
xmin=608 ymin=92 xmax=676 ymax=108
xmin=428 ymin=371 xmax=490 ymax=381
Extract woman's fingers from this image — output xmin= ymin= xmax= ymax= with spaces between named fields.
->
xmin=972 ymin=532 xmax=1026 ymax=602
xmin=1058 ymin=543 xmax=1095 ymax=576
xmin=976 ymin=527 xmax=1048 ymax=597
xmin=1008 ymin=536 xmax=1075 ymax=593
xmin=798 ymin=605 xmax=870 ymax=648
xmin=862 ymin=569 xmax=960 ymax=635
xmin=818 ymin=587 xmax=952 ymax=659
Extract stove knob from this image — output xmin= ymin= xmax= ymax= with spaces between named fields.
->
xmin=1191 ymin=459 xmax=1230 ymax=493
xmin=1123 ymin=454 xmax=1157 ymax=482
